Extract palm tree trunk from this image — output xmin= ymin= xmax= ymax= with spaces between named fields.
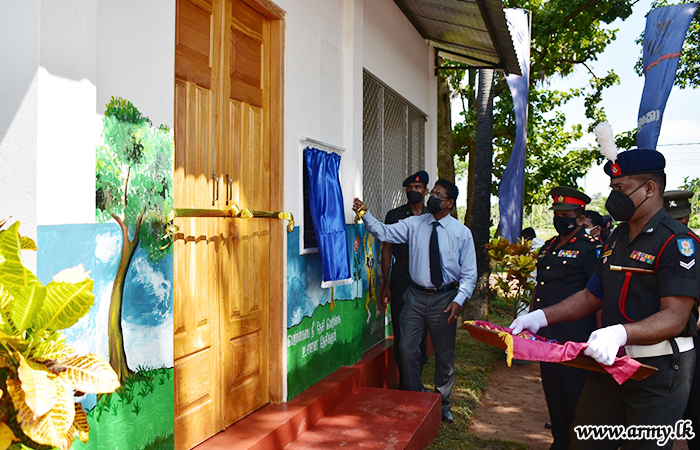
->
xmin=465 ymin=69 xmax=477 ymax=226
xmin=464 ymin=68 xmax=494 ymax=321
xmin=437 ymin=58 xmax=455 ymax=185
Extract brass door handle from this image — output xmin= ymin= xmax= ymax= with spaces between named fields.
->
xmin=212 ymin=173 xmax=219 ymax=206
xmin=225 ymin=174 xmax=233 ymax=205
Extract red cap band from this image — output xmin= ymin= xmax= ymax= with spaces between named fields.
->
xmin=552 ymin=195 xmax=587 ymax=206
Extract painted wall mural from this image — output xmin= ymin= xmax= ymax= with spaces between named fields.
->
xmin=36 ymin=99 xmax=175 ymax=450
xmin=286 ymin=224 xmax=391 ymax=399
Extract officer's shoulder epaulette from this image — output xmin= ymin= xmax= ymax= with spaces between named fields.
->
xmin=659 ymin=214 xmax=692 ymax=236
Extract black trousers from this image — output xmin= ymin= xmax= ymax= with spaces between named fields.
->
xmin=684 ymin=336 xmax=700 ymax=450
xmin=540 ymin=362 xmax=589 ymax=450
xmin=571 ymin=349 xmax=695 ymax=450
xmin=399 ymin=286 xmax=457 ymax=412
xmin=389 ymin=266 xmax=428 ymax=390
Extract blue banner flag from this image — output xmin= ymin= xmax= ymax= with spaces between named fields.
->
xmin=637 ymin=3 xmax=697 ymax=149
xmin=499 ymin=9 xmax=531 ymax=243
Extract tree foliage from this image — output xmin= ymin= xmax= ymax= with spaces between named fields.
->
xmin=95 ymin=97 xmax=173 ymax=263
xmin=680 ymin=177 xmax=700 ymax=228
xmin=451 ymin=0 xmax=638 ymax=211
xmin=634 ymin=0 xmax=700 ymax=89
xmin=94 ymin=97 xmax=173 ymax=384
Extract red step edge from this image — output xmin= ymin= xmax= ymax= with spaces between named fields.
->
xmin=194 ymin=338 xmax=400 ymax=450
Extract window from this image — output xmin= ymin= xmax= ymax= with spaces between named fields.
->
xmin=363 ymin=70 xmax=426 ymax=221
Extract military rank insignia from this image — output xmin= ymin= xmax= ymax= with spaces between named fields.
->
xmin=558 ymin=250 xmax=579 ymax=258
xmin=678 ymin=238 xmax=695 ymax=257
xmin=630 ymin=250 xmax=656 ymax=265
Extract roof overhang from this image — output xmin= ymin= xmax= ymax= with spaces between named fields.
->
xmin=393 ymin=0 xmax=522 ymax=76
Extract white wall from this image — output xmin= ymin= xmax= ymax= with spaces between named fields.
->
xmin=0 ymin=0 xmax=41 ymax=270
xmin=36 ymin=0 xmax=175 ymax=226
xmin=1 ymin=0 xmax=175 ymax=262
xmin=37 ymin=0 xmax=99 ymax=226
xmin=277 ymin=0 xmax=437 ymax=224
xmin=96 ymin=0 xmax=175 ymax=129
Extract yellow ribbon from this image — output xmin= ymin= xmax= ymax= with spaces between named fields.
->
xmin=354 ymin=204 xmax=367 ymax=225
xmin=464 ymin=320 xmax=515 ymax=367
xmin=278 ymin=212 xmax=295 ymax=232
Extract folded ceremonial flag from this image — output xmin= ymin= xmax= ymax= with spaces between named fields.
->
xmin=465 ymin=321 xmax=642 ymax=385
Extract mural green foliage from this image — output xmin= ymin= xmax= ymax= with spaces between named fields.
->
xmin=95 ymin=97 xmax=174 ymax=263
xmin=94 ymin=97 xmax=174 ymax=384
xmin=72 ymin=367 xmax=174 ymax=450
xmin=286 ymin=225 xmax=389 ymax=400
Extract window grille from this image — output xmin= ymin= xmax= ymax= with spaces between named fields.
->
xmin=362 ymin=71 xmax=426 ymax=221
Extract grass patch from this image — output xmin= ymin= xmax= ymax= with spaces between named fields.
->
xmin=425 ymin=315 xmax=527 ymax=450
xmin=71 ymin=367 xmax=174 ymax=450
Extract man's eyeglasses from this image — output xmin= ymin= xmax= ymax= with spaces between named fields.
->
xmin=430 ymin=192 xmax=448 ymax=201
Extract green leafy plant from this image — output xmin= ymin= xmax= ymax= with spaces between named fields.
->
xmin=0 ymin=219 xmax=120 ymax=450
xmin=486 ymin=236 xmax=537 ymax=319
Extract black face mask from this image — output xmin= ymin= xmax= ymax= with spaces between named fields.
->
xmin=605 ymin=181 xmax=650 ymax=222
xmin=553 ymin=216 xmax=578 ymax=236
xmin=427 ymin=195 xmax=445 ymax=214
xmin=406 ymin=190 xmax=423 ymax=204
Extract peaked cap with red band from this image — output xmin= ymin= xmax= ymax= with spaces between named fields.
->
xmin=549 ymin=186 xmax=591 ymax=211
xmin=403 ymin=170 xmax=429 ymax=187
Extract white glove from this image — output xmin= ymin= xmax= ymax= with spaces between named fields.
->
xmin=509 ymin=309 xmax=548 ymax=335
xmin=583 ymin=324 xmax=627 ymax=366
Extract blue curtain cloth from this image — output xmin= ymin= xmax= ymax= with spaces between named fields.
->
xmin=499 ymin=8 xmax=531 ymax=243
xmin=637 ymin=3 xmax=697 ymax=149
xmin=304 ymin=147 xmax=352 ymax=288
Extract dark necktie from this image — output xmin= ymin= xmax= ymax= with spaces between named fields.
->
xmin=430 ymin=222 xmax=443 ymax=287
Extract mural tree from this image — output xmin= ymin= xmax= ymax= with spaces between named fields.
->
xmin=95 ymin=97 xmax=173 ymax=383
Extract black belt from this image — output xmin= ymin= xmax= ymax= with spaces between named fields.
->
xmin=411 ymin=282 xmax=457 ymax=295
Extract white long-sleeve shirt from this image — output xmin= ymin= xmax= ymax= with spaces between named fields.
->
xmin=362 ymin=211 xmax=477 ymax=306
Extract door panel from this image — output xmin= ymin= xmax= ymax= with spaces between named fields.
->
xmin=175 ymin=0 xmax=276 ymax=446
xmin=174 ymin=0 xmax=221 ymax=448
xmin=220 ymin=0 xmax=270 ymax=427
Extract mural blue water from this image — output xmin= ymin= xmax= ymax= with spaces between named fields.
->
xmin=37 ymin=222 xmax=174 ymax=410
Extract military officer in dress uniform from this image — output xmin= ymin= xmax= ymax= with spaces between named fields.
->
xmin=512 ymin=149 xmax=700 ymax=449
xmin=665 ymin=189 xmax=700 ymax=450
xmin=665 ymin=189 xmax=693 ymax=225
xmin=532 ymin=186 xmax=600 ymax=450
xmin=382 ymin=170 xmax=430 ymax=389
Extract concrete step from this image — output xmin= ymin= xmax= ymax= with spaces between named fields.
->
xmin=285 ymin=387 xmax=441 ymax=450
xmin=193 ymin=338 xmax=441 ymax=450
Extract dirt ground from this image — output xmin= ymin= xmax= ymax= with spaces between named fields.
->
xmin=470 ymin=359 xmax=552 ymax=449
xmin=469 ymin=359 xmax=690 ymax=450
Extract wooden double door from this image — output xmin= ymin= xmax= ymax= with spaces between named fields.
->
xmin=173 ymin=0 xmax=283 ymax=448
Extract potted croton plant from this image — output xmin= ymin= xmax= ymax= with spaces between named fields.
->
xmin=0 ymin=218 xmax=119 ymax=450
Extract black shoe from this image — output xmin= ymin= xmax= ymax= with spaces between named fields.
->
xmin=442 ymin=411 xmax=454 ymax=423
xmin=544 ymin=422 xmax=552 ymax=429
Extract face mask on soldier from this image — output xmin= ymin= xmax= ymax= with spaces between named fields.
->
xmin=605 ymin=181 xmax=651 ymax=222
xmin=553 ymin=216 xmax=578 ymax=236
xmin=406 ymin=190 xmax=423 ymax=204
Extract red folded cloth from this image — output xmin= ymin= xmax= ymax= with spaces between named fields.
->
xmin=468 ymin=320 xmax=641 ymax=385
